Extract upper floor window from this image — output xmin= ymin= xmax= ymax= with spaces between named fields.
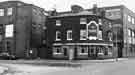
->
xmin=108 ymin=32 xmax=112 ymax=41
xmin=56 ymin=20 xmax=61 ymax=26
xmin=98 ymin=19 xmax=102 ymax=25
xmin=128 ymin=15 xmax=131 ymax=22
xmin=132 ymin=18 xmax=135 ymax=24
xmin=7 ymin=8 xmax=13 ymax=16
xmin=132 ymin=31 xmax=134 ymax=37
xmin=0 ymin=9 xmax=4 ymax=16
xmin=67 ymin=30 xmax=72 ymax=40
xmin=5 ymin=24 xmax=14 ymax=38
xmin=80 ymin=30 xmax=87 ymax=40
xmin=80 ymin=18 xmax=86 ymax=24
xmin=56 ymin=31 xmax=61 ymax=41
xmin=128 ymin=29 xmax=131 ymax=36
xmin=98 ymin=30 xmax=102 ymax=40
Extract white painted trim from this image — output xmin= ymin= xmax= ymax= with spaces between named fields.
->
xmin=78 ymin=53 xmax=88 ymax=55
xmin=53 ymin=53 xmax=63 ymax=55
xmin=86 ymin=21 xmax=99 ymax=40
xmin=53 ymin=43 xmax=113 ymax=46
xmin=67 ymin=30 xmax=72 ymax=40
xmin=56 ymin=31 xmax=61 ymax=41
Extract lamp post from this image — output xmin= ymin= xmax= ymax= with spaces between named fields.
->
xmin=115 ymin=30 xmax=118 ymax=61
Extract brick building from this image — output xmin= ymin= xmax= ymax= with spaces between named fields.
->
xmin=91 ymin=5 xmax=135 ymax=57
xmin=46 ymin=4 xmax=135 ymax=59
xmin=0 ymin=1 xmax=48 ymax=58
xmin=46 ymin=5 xmax=114 ymax=59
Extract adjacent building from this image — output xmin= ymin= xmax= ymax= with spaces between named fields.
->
xmin=0 ymin=1 xmax=48 ymax=58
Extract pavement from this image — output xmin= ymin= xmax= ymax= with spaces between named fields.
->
xmin=0 ymin=58 xmax=130 ymax=75
xmin=0 ymin=58 xmax=128 ymax=67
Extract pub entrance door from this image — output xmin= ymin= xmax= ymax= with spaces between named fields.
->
xmin=88 ymin=46 xmax=96 ymax=59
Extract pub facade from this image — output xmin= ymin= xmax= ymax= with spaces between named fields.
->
xmin=46 ymin=6 xmax=114 ymax=59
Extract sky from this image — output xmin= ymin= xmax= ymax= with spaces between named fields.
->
xmin=1 ymin=0 xmax=135 ymax=12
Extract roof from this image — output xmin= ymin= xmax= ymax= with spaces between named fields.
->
xmin=49 ymin=5 xmax=125 ymax=18
xmin=49 ymin=10 xmax=96 ymax=18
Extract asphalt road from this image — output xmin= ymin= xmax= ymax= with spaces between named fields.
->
xmin=0 ymin=58 xmax=135 ymax=75
xmin=45 ymin=59 xmax=135 ymax=75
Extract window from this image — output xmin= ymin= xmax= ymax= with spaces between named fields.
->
xmin=80 ymin=47 xmax=88 ymax=54
xmin=98 ymin=19 xmax=102 ymax=25
xmin=80 ymin=30 xmax=87 ymax=40
xmin=80 ymin=18 xmax=86 ymax=24
xmin=109 ymin=23 xmax=112 ymax=28
xmin=53 ymin=47 xmax=62 ymax=54
xmin=132 ymin=31 xmax=134 ymax=37
xmin=108 ymin=32 xmax=112 ymax=41
xmin=128 ymin=29 xmax=131 ymax=36
xmin=78 ymin=46 xmax=88 ymax=55
xmin=128 ymin=37 xmax=132 ymax=44
xmin=7 ymin=8 xmax=13 ymax=15
xmin=128 ymin=15 xmax=131 ymax=22
xmin=0 ymin=9 xmax=4 ymax=16
xmin=132 ymin=18 xmax=135 ymax=24
xmin=98 ymin=30 xmax=102 ymax=40
xmin=56 ymin=20 xmax=61 ymax=26
xmin=67 ymin=30 xmax=72 ymax=40
xmin=56 ymin=31 xmax=61 ymax=41
xmin=5 ymin=24 xmax=14 ymax=38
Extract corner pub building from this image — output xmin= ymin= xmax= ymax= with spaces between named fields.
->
xmin=46 ymin=5 xmax=114 ymax=59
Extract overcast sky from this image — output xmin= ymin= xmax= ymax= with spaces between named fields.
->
xmin=1 ymin=0 xmax=135 ymax=12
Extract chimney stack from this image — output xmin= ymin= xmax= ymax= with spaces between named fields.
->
xmin=92 ymin=4 xmax=98 ymax=15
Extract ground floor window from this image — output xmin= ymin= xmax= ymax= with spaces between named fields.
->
xmin=53 ymin=47 xmax=62 ymax=54
xmin=78 ymin=46 xmax=88 ymax=55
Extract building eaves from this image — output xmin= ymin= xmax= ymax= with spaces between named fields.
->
xmin=49 ymin=10 xmax=95 ymax=18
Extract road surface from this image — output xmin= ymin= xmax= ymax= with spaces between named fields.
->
xmin=0 ymin=58 xmax=134 ymax=75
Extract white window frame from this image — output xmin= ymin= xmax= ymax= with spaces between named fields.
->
xmin=128 ymin=37 xmax=132 ymax=44
xmin=132 ymin=18 xmax=135 ymax=24
xmin=98 ymin=30 xmax=102 ymax=40
xmin=128 ymin=29 xmax=131 ymax=36
xmin=56 ymin=20 xmax=61 ymax=26
xmin=79 ymin=47 xmax=88 ymax=55
xmin=132 ymin=31 xmax=134 ymax=37
xmin=80 ymin=18 xmax=86 ymax=24
xmin=53 ymin=47 xmax=62 ymax=55
xmin=0 ymin=9 xmax=4 ymax=16
xmin=5 ymin=24 xmax=14 ymax=38
xmin=98 ymin=19 xmax=102 ymax=25
xmin=56 ymin=31 xmax=61 ymax=41
xmin=67 ymin=30 xmax=72 ymax=40
xmin=128 ymin=15 xmax=131 ymax=22
xmin=80 ymin=30 xmax=87 ymax=40
xmin=7 ymin=8 xmax=13 ymax=16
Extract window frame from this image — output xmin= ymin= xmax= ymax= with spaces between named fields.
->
xmin=80 ymin=18 xmax=86 ymax=24
xmin=56 ymin=31 xmax=61 ymax=41
xmin=56 ymin=20 xmax=61 ymax=26
xmin=7 ymin=7 xmax=13 ymax=16
xmin=0 ymin=9 xmax=4 ymax=16
xmin=128 ymin=15 xmax=131 ymax=22
xmin=132 ymin=17 xmax=135 ymax=24
xmin=67 ymin=30 xmax=72 ymax=40
xmin=80 ymin=30 xmax=87 ymax=40
xmin=53 ymin=47 xmax=62 ymax=54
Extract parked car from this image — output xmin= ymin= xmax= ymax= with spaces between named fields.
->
xmin=0 ymin=52 xmax=17 ymax=60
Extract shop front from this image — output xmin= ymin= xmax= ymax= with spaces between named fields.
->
xmin=52 ymin=43 xmax=113 ymax=60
